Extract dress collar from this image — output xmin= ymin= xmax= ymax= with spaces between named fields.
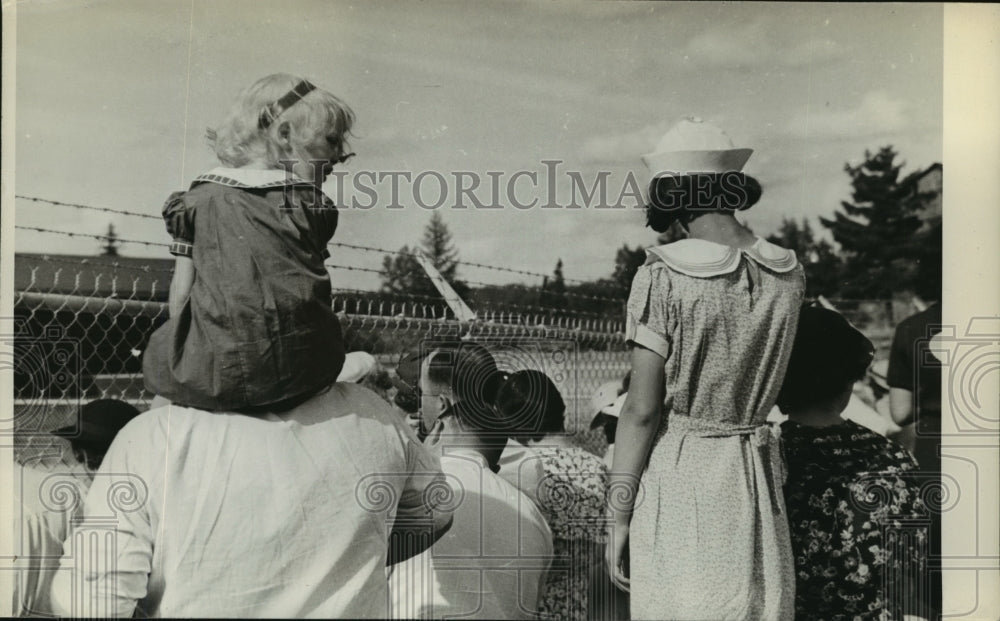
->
xmin=192 ymin=167 xmax=313 ymax=188
xmin=645 ymin=237 xmax=798 ymax=278
xmin=192 ymin=167 xmax=337 ymax=204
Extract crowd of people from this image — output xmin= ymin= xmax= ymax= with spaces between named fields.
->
xmin=12 ymin=74 xmax=943 ymax=619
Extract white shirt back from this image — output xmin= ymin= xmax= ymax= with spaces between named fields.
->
xmin=50 ymin=383 xmax=444 ymax=618
xmin=390 ymin=448 xmax=553 ymax=619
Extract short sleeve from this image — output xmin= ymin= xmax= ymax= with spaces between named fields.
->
xmin=625 ymin=264 xmax=671 ymax=360
xmin=162 ymin=191 xmax=195 ymax=257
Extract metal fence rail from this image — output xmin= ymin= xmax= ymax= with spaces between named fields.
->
xmin=10 ymin=254 xmax=904 ymax=464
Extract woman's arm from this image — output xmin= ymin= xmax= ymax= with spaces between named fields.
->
xmin=168 ymin=256 xmax=194 ymax=318
xmin=605 ymin=345 xmax=665 ymax=591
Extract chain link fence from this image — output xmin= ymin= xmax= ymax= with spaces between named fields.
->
xmin=11 ymin=254 xmax=909 ymax=465
xmin=11 ymin=255 xmax=630 ymax=463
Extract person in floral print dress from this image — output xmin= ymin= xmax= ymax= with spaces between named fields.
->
xmin=495 ymin=370 xmax=616 ymax=621
xmin=777 ymin=306 xmax=932 ymax=620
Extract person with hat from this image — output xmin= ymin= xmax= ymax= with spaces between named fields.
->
xmin=13 ymin=399 xmax=139 ymax=616
xmin=605 ymin=117 xmax=803 ymax=619
xmin=778 ymin=305 xmax=932 ymax=619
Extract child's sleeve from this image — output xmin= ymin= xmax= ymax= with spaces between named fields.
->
xmin=162 ymin=192 xmax=195 ymax=258
xmin=310 ymin=196 xmax=340 ymax=259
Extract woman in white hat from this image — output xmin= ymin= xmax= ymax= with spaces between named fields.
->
xmin=605 ymin=117 xmax=804 ymax=619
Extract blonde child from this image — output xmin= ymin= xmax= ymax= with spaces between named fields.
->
xmin=143 ymin=74 xmax=354 ymax=412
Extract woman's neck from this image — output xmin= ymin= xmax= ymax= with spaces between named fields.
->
xmin=685 ymin=212 xmax=757 ymax=248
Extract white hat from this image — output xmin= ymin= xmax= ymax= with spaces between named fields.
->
xmin=642 ymin=116 xmax=753 ymax=178
xmin=337 ymin=351 xmax=377 ymax=383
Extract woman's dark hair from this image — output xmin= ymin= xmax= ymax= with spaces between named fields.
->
xmin=776 ymin=305 xmax=876 ymax=414
xmin=645 ymin=172 xmax=761 ymax=233
xmin=494 ymin=369 xmax=566 ymax=442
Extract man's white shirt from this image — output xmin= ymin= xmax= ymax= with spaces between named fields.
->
xmin=389 ymin=447 xmax=553 ymax=619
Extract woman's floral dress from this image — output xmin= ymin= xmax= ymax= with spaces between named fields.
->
xmin=782 ymin=419 xmax=931 ymax=620
xmin=532 ymin=446 xmax=608 ymax=621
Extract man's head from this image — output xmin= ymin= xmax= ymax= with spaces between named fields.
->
xmin=54 ymin=399 xmax=141 ymax=471
xmin=418 ymin=341 xmax=506 ymax=437
xmin=776 ymin=306 xmax=875 ymax=417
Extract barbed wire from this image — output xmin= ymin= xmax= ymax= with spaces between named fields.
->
xmin=17 ymin=226 xmax=627 ymax=306
xmin=330 ymin=240 xmax=628 ymax=290
xmin=15 ymin=225 xmax=170 ymax=249
xmin=16 ymin=195 xmax=160 ymax=220
xmin=18 ymin=194 xmax=628 ymax=290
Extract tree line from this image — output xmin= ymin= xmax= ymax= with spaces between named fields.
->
xmin=379 ymin=146 xmax=942 ymax=318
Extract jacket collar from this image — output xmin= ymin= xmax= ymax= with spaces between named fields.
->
xmin=192 ymin=167 xmax=337 ymax=204
xmin=646 ymin=237 xmax=798 ymax=277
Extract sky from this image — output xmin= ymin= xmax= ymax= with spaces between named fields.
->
xmin=11 ymin=0 xmax=944 ymax=291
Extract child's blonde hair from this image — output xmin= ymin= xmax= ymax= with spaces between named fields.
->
xmin=207 ymin=73 xmax=355 ymax=168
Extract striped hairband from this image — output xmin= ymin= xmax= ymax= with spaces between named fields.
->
xmin=258 ymin=80 xmax=316 ymax=130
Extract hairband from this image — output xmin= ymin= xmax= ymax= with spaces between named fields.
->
xmin=258 ymin=80 xmax=316 ymax=130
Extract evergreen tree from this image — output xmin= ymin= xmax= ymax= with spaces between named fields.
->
xmin=766 ymin=218 xmax=842 ymax=297
xmin=820 ymin=146 xmax=926 ymax=298
xmin=100 ymin=223 xmax=121 ymax=256
xmin=380 ymin=245 xmax=436 ymax=297
xmin=611 ymin=244 xmax=646 ymax=291
xmin=421 ymin=212 xmax=461 ymax=283
xmin=541 ymin=258 xmax=568 ymax=309
xmin=380 ymin=212 xmax=468 ymax=297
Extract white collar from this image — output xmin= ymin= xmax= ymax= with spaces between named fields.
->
xmin=441 ymin=447 xmax=491 ymax=469
xmin=645 ymin=237 xmax=798 ymax=278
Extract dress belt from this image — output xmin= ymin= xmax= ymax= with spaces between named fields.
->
xmin=666 ymin=415 xmax=785 ymax=514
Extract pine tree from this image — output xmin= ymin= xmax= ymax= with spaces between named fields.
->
xmin=820 ymin=146 xmax=926 ymax=298
xmin=541 ymin=259 xmax=568 ymax=309
xmin=421 ymin=212 xmax=461 ymax=283
xmin=611 ymin=244 xmax=646 ymax=291
xmin=380 ymin=212 xmax=468 ymax=297
xmin=100 ymin=223 xmax=121 ymax=256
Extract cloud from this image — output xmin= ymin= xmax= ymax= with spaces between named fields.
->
xmin=786 ymin=91 xmax=909 ymax=139
xmin=683 ymin=20 xmax=844 ymax=68
xmin=580 ymin=120 xmax=673 ymax=165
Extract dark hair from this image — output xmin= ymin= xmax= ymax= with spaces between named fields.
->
xmin=776 ymin=306 xmax=875 ymax=414
xmin=426 ymin=342 xmax=506 ymax=431
xmin=494 ymin=370 xmax=566 ymax=442
xmin=645 ymin=173 xmax=761 ymax=233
